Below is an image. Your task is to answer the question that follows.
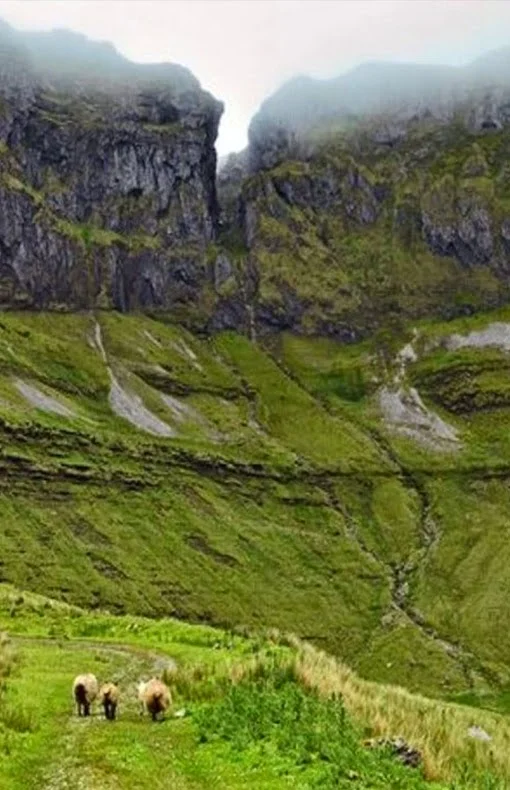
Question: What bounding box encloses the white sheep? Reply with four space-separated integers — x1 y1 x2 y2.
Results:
72 673 98 717
138 678 172 721
137 680 148 716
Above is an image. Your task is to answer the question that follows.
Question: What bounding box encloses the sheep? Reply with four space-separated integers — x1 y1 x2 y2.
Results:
137 680 148 716
72 673 98 717
99 682 120 721
138 678 172 721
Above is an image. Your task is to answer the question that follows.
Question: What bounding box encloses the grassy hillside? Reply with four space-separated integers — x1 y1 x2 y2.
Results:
0 585 508 789
2 308 510 709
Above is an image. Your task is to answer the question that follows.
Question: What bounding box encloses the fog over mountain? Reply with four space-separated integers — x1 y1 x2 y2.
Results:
248 47 510 156
1 0 510 154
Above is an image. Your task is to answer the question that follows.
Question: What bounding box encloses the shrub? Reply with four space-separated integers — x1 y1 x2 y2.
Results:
193 663 440 788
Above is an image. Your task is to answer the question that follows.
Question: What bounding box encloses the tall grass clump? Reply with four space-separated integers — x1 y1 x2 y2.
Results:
293 642 510 784
0 632 16 692
193 659 443 789
186 647 508 787
0 632 36 754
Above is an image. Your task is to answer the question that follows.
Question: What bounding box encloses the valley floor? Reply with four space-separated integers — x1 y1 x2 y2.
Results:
1 639 288 790
0 588 508 790
4 308 510 786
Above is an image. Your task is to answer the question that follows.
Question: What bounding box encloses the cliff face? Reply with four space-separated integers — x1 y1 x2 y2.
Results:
0 23 223 313
4 20 510 339
228 131 510 338
210 52 510 338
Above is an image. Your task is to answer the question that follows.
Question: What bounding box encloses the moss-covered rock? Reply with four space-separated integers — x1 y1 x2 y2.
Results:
223 123 510 336
0 21 222 314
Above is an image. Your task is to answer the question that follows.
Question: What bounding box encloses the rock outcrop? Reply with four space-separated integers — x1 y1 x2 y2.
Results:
0 22 223 314
4 19 510 340
211 52 510 337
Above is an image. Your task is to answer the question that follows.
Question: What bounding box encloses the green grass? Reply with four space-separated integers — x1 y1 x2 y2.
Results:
214 332 388 472
6 589 510 788
5 307 510 714
1 588 510 788
194 668 446 789
413 476 510 680
99 312 242 396
0 475 391 662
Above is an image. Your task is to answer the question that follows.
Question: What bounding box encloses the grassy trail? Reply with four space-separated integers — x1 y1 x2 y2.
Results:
0 637 292 790
1 591 509 788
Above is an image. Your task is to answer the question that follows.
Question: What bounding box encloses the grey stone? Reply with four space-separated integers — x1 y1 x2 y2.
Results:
365 736 422 768
0 21 223 314
467 725 492 742
213 253 233 289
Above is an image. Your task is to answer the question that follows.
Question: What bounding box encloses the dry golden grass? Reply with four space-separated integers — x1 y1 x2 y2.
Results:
222 632 510 784
293 641 509 782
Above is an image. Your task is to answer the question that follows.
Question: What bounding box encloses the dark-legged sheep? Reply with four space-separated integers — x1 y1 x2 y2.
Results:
99 682 120 720
139 678 172 721
72 673 98 717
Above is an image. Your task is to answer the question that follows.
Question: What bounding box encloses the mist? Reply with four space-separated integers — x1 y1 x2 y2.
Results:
0 0 510 155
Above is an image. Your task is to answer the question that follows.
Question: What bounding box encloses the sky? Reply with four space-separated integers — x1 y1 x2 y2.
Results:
0 0 509 156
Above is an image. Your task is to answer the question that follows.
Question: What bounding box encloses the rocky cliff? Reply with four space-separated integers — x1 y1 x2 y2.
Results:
225 127 510 338
212 51 510 338
4 20 510 340
0 22 223 315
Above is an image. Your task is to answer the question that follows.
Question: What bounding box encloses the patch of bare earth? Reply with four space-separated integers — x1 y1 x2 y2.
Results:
109 375 175 437
14 379 75 418
93 321 175 437
446 322 510 352
379 386 459 451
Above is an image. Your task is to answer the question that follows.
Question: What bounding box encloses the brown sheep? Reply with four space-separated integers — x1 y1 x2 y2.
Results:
139 678 172 721
72 673 98 717
137 680 148 716
99 682 120 721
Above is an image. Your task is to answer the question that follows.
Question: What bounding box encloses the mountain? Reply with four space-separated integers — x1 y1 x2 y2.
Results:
248 49 510 169
3 18 510 734
210 50 510 337
0 21 222 314
3 19 510 339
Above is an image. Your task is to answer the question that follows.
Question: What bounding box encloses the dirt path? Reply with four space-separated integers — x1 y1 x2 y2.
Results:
13 635 177 673
11 636 178 790
41 717 118 790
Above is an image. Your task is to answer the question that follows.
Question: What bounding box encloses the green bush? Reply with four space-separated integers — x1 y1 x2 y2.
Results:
193 665 444 788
